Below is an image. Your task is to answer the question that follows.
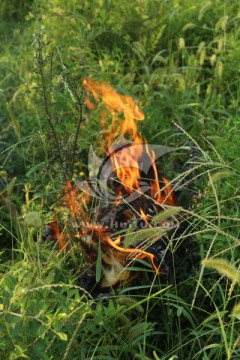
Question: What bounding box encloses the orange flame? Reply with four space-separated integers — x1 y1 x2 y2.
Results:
83 225 160 277
81 78 176 279
65 180 88 223
83 78 175 205
104 235 159 274
149 149 175 206
83 78 146 194
53 79 177 284
140 208 151 223
83 78 144 144
48 221 66 251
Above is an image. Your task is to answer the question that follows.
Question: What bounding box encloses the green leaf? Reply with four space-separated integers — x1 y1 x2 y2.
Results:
153 351 161 360
7 177 17 195
37 324 49 339
9 345 29 359
231 303 240 320
96 238 102 283
128 322 152 342
177 306 183 317
55 331 68 341
54 320 62 332
6 102 21 141
26 162 45 178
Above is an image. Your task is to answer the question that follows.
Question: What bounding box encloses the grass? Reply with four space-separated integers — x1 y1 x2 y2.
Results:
0 0 240 359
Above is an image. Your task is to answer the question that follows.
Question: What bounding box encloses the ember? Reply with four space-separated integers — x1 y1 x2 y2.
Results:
47 79 189 290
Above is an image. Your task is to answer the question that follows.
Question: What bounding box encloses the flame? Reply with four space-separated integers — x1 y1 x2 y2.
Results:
64 180 89 223
82 78 176 281
83 78 146 194
48 221 66 251
82 225 161 286
83 78 175 205
83 78 144 144
111 146 142 193
103 235 159 274
140 208 151 223
51 79 177 286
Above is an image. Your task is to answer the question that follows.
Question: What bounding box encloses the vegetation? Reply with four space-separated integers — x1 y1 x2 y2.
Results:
0 0 240 359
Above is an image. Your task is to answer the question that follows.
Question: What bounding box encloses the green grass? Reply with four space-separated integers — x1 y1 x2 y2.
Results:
0 0 240 359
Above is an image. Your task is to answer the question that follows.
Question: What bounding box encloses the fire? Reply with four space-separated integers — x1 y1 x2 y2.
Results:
83 78 144 143
48 221 65 250
83 78 145 194
149 148 175 205
140 208 151 223
83 78 175 205
49 78 178 288
111 146 141 193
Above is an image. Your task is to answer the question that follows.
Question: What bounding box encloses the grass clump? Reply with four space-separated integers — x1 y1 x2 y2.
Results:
0 0 240 359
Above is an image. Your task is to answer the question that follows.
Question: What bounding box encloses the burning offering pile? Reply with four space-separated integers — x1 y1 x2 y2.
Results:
47 79 191 290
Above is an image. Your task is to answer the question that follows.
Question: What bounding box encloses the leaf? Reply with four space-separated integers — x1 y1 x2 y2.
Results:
55 331 68 341
7 177 17 195
37 324 48 339
231 303 240 320
9 345 30 359
177 306 183 317
151 50 168 64
202 311 228 325
202 258 239 284
117 296 144 314
96 238 102 282
6 102 21 141
153 351 161 360
132 41 146 59
128 322 152 342
26 162 45 178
